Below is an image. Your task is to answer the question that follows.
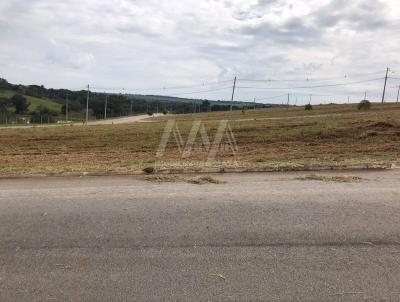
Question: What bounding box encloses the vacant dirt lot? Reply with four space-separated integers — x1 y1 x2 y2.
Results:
0 103 399 176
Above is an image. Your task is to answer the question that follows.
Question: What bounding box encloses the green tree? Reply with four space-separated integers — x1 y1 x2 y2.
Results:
30 106 58 123
11 94 30 114
201 100 211 112
0 97 10 112
357 100 371 111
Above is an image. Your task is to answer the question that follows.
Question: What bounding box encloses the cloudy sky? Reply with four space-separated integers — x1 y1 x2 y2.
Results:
0 0 400 104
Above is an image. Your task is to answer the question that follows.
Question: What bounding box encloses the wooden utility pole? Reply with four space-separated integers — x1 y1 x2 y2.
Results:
230 76 237 111
104 95 108 120
397 85 400 103
381 67 389 103
364 91 367 100
85 85 89 124
65 93 69 122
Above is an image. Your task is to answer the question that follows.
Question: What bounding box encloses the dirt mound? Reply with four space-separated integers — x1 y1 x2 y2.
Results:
369 122 396 129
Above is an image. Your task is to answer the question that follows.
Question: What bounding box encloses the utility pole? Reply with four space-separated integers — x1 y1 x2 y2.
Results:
309 94 312 105
230 76 237 112
364 91 367 100
347 96 350 104
287 93 290 106
254 98 256 110
295 96 298 106
85 84 90 124
397 85 400 103
65 93 69 122
382 67 389 103
104 95 108 120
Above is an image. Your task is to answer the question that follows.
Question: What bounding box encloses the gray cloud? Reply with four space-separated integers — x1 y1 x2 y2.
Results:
0 0 399 103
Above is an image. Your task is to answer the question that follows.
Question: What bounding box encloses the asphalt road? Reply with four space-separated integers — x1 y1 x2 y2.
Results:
1 170 400 301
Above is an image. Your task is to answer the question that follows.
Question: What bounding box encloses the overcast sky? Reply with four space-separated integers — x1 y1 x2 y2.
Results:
1 0 400 104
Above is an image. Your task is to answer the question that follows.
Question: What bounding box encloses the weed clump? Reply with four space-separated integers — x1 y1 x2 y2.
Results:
298 174 362 183
187 175 224 185
358 100 371 111
305 104 313 111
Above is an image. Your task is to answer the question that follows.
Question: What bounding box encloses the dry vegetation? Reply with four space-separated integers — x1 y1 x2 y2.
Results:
298 174 363 183
144 174 224 185
0 103 399 176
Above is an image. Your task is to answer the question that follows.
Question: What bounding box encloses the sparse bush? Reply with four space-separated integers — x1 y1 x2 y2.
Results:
305 104 313 111
147 111 153 116
163 110 167 115
358 100 371 111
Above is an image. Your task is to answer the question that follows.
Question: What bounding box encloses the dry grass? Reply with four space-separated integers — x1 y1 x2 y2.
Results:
144 175 184 183
186 175 224 185
0 103 399 176
144 174 223 185
298 174 363 183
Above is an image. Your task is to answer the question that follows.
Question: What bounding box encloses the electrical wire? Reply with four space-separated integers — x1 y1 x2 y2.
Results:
238 70 386 83
169 86 233 96
236 77 384 90
90 79 233 92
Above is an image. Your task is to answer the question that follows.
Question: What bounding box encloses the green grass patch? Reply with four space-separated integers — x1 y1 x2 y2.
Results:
0 90 62 113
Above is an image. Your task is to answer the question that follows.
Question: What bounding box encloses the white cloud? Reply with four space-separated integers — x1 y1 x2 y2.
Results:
0 0 399 103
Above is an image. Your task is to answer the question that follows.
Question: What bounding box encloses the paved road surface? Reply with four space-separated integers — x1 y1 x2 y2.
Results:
1 170 400 301
87 114 162 125
0 114 160 129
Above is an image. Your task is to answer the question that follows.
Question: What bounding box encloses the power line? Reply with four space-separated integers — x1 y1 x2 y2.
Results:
236 77 384 90
90 79 233 93
169 86 232 97
238 70 386 83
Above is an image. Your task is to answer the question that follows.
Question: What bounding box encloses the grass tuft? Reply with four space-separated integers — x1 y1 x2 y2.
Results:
187 175 225 185
298 174 362 183
144 174 224 185
144 175 183 183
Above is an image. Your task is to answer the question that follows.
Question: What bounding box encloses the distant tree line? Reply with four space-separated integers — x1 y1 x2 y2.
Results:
0 78 269 123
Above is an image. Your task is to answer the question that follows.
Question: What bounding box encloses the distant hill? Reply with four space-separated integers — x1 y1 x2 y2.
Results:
0 90 62 113
0 78 277 120
126 94 266 108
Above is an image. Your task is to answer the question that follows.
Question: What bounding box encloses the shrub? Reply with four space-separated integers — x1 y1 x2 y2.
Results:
11 94 30 114
305 104 313 111
358 100 371 111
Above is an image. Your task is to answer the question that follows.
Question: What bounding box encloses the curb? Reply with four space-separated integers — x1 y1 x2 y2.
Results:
0 164 393 180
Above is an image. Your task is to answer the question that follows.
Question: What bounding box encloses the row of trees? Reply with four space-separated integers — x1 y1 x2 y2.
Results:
0 78 270 123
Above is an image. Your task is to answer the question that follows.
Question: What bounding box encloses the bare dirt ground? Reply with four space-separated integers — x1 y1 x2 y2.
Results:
0 104 399 177
1 170 400 301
